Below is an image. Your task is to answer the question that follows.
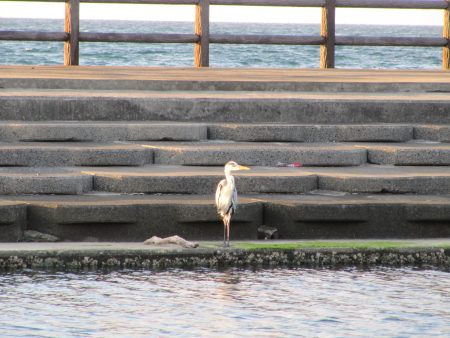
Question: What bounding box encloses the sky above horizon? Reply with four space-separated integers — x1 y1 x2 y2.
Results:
0 2 443 26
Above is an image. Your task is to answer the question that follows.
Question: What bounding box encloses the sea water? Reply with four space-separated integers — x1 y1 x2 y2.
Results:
0 18 442 69
0 267 449 337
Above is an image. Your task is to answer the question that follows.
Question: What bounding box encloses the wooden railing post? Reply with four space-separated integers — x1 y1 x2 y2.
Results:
195 0 210 67
64 0 80 66
320 0 335 69
444 0 450 69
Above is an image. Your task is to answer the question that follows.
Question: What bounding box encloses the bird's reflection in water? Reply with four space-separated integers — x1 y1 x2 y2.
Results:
216 269 244 303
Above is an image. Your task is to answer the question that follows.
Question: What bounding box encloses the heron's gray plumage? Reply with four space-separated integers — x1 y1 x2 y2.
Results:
215 177 237 218
215 161 249 247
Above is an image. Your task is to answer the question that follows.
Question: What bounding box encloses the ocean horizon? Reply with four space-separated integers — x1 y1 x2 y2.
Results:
0 18 443 69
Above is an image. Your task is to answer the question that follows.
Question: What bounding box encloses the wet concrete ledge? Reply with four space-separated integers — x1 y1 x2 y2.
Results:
1 240 450 271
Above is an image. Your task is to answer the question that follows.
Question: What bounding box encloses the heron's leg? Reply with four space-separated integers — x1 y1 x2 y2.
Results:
223 221 226 247
226 216 231 247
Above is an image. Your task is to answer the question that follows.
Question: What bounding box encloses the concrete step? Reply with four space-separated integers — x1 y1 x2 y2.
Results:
0 141 444 167
148 142 367 166
0 168 92 195
0 121 207 142
2 193 450 241
361 142 450 165
5 194 262 242
0 200 27 242
263 193 450 239
1 121 450 144
415 125 450 142
0 142 153 166
208 123 414 142
84 165 450 195
2 89 450 124
85 165 317 194
313 166 450 194
2 66 450 93
1 165 448 196
164 139 450 167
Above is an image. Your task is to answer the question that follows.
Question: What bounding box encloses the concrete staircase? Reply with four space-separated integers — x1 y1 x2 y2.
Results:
1 66 450 242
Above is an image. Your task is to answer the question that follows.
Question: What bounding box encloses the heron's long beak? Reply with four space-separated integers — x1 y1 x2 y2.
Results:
237 165 250 171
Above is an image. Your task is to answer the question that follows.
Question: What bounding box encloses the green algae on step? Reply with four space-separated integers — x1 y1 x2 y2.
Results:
234 240 450 250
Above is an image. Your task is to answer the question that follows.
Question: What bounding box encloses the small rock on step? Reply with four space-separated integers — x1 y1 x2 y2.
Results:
23 230 59 242
258 226 279 240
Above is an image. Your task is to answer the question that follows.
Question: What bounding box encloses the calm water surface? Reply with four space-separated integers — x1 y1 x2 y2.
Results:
0 267 449 337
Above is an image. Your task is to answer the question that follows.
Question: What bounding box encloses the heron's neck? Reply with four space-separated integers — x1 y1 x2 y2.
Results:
224 169 234 184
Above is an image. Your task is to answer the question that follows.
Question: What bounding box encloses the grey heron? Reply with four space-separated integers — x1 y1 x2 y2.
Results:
215 161 250 247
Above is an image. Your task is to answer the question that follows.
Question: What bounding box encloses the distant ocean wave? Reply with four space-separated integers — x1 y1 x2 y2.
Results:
0 18 442 69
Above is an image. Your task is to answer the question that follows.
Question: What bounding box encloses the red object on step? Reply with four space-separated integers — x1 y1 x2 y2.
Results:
276 162 302 168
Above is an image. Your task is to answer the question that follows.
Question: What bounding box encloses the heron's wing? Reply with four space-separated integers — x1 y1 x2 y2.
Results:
231 186 238 213
215 179 226 208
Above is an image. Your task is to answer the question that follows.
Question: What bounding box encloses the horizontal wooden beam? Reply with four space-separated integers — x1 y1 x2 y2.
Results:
210 0 324 6
336 36 447 47
5 0 448 8
211 0 446 8
210 34 324 44
0 31 68 41
336 0 448 9
81 0 198 4
79 32 199 43
7 0 319 4
213 0 447 9
9 0 199 3
1 31 445 48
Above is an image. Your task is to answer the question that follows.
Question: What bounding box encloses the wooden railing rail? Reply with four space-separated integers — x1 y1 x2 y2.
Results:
0 0 448 68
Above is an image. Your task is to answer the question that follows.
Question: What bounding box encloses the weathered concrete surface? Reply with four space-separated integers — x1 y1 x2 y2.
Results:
2 89 450 123
1 67 450 242
4 139 446 168
5 195 262 242
2 193 450 241
2 66 450 92
0 121 207 142
361 143 450 165
263 194 450 239
0 201 27 242
5 122 449 144
414 125 450 142
0 142 153 166
86 165 317 194
0 240 449 271
313 165 450 194
0 121 417 143
208 123 413 142
148 142 367 166
0 168 92 195
2 121 449 143
3 164 450 197
84 165 450 195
